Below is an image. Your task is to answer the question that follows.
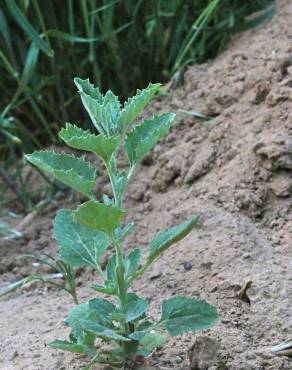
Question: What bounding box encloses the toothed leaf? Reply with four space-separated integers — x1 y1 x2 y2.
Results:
74 78 120 136
125 113 175 166
53 209 109 268
147 213 200 264
74 77 103 103
59 123 119 163
160 296 218 336
25 151 96 196
80 319 131 342
121 83 161 131
74 200 125 237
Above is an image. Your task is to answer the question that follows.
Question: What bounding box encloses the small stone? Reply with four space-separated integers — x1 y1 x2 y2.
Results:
149 272 162 280
210 285 217 293
175 355 183 364
188 336 225 370
9 350 18 361
183 261 193 271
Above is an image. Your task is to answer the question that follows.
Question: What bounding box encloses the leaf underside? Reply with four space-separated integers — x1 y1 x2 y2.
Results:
53 209 109 268
26 150 96 196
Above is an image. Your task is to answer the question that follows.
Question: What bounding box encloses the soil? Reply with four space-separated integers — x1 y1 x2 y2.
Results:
0 1 292 369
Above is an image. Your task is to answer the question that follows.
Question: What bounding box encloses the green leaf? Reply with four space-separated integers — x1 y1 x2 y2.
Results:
147 213 200 264
90 283 115 295
49 339 96 357
114 222 134 242
140 331 168 352
89 298 116 326
74 200 125 237
80 319 130 342
125 293 148 322
44 29 99 43
120 83 161 131
136 320 153 331
159 296 218 336
25 151 96 196
74 78 121 136
128 331 145 341
109 312 126 324
103 90 121 134
106 253 117 283
125 248 141 278
5 0 52 56
59 123 119 163
74 77 103 103
125 113 175 166
114 171 128 201
65 303 93 340
49 340 86 354
53 209 109 268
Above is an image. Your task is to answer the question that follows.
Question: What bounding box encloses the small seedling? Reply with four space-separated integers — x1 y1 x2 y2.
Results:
0 253 78 303
26 78 218 369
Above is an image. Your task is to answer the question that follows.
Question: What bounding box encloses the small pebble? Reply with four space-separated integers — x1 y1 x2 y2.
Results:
9 350 18 361
149 272 162 280
183 261 193 271
175 355 183 364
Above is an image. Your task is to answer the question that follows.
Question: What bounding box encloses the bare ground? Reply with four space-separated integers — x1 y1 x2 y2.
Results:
0 1 292 369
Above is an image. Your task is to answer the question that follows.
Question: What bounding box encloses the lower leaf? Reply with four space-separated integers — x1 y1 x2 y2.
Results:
80 319 131 342
140 331 168 353
159 296 218 336
49 340 95 355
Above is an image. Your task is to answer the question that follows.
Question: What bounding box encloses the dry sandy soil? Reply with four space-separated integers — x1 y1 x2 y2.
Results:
0 1 291 369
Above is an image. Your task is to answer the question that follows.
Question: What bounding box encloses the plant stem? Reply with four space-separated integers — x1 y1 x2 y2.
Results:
111 238 127 309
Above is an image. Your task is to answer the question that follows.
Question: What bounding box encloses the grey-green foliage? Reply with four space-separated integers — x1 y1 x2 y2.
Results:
26 78 218 369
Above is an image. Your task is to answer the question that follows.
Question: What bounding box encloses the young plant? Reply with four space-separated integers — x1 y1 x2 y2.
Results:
0 253 78 304
26 78 218 369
